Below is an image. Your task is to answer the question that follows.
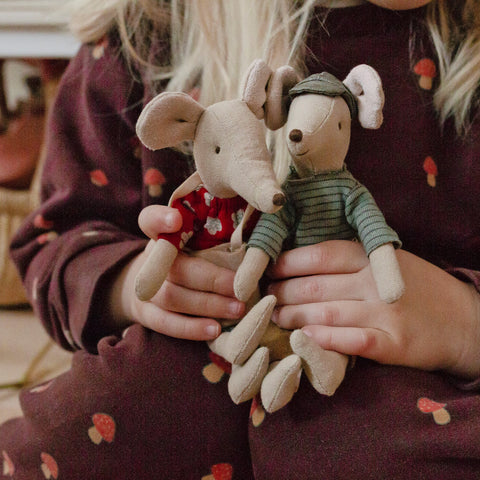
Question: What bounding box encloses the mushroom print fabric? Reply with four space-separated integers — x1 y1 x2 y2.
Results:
88 413 116 444
1 4 480 479
413 58 437 90
248 358 480 479
417 398 451 425
0 326 255 479
155 186 257 251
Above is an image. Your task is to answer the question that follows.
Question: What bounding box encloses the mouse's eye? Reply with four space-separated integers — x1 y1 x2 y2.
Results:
338 122 342 130
215 146 221 154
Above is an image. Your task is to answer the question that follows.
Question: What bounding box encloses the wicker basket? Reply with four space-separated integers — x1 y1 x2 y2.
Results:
0 153 42 306
0 64 61 307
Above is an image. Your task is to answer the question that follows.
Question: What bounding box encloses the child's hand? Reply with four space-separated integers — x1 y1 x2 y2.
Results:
109 205 245 341
267 240 480 380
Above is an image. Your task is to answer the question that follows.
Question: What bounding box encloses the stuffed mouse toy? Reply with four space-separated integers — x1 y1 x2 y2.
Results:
134 59 298 302
134 59 306 407
215 64 405 413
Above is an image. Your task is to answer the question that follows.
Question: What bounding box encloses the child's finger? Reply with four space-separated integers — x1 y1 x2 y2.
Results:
267 269 376 305
268 240 369 279
300 324 388 362
271 300 374 330
154 281 245 320
169 254 238 297
137 301 221 341
138 205 183 239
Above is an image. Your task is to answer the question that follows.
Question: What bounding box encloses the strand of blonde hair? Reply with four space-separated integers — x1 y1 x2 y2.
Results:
68 0 480 136
427 0 480 132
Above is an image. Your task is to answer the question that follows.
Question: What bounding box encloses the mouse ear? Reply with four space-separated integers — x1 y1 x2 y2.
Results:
343 64 385 129
242 59 299 128
136 92 205 150
264 65 299 130
241 59 273 120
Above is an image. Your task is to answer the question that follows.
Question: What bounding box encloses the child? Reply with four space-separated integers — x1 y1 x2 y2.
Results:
1 0 480 478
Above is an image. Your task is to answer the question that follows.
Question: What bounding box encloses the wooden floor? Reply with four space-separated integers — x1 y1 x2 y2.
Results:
0 307 72 424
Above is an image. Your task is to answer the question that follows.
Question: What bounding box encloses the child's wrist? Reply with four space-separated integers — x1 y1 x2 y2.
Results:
108 253 146 325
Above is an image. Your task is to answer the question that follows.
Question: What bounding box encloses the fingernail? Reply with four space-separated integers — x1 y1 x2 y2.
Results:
165 213 177 229
271 309 279 324
228 301 244 317
205 324 220 338
302 328 313 338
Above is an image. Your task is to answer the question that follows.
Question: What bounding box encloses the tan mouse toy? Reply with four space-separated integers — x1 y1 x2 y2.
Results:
212 64 405 413
134 59 304 408
134 59 297 301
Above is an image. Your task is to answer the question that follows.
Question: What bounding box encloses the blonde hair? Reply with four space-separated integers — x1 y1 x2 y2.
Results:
69 0 320 179
69 0 315 98
69 0 480 133
426 0 480 132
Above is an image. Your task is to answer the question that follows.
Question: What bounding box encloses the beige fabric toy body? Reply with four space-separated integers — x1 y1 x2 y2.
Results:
134 59 308 407
134 59 300 301
217 65 406 413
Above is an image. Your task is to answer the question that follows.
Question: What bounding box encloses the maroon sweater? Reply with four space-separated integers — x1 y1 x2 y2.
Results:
11 5 480 354
4 5 480 479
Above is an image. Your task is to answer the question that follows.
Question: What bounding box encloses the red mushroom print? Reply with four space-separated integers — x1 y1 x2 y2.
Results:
2 450 15 477
144 168 166 197
201 463 233 480
88 413 116 444
249 395 266 427
33 214 54 230
417 397 451 425
414 58 437 90
202 352 232 384
90 169 109 187
37 231 58 245
40 452 58 479
423 156 438 187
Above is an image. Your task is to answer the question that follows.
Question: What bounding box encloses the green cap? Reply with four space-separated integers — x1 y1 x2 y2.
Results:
289 72 358 119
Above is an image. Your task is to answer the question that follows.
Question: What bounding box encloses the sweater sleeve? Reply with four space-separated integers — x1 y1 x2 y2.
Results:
10 38 150 352
345 184 402 256
247 202 295 262
447 268 480 295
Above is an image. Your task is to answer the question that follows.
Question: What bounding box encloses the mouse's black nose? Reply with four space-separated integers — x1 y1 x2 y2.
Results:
289 129 303 143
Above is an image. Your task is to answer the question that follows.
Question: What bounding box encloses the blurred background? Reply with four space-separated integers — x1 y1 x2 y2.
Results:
0 0 78 423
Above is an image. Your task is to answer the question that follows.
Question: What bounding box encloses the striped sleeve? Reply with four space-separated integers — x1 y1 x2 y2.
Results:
247 203 294 261
345 184 401 256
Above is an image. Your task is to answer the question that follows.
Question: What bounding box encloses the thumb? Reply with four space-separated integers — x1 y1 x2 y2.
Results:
138 205 183 239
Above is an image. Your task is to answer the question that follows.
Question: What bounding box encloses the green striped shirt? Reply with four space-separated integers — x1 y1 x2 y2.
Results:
248 167 401 261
